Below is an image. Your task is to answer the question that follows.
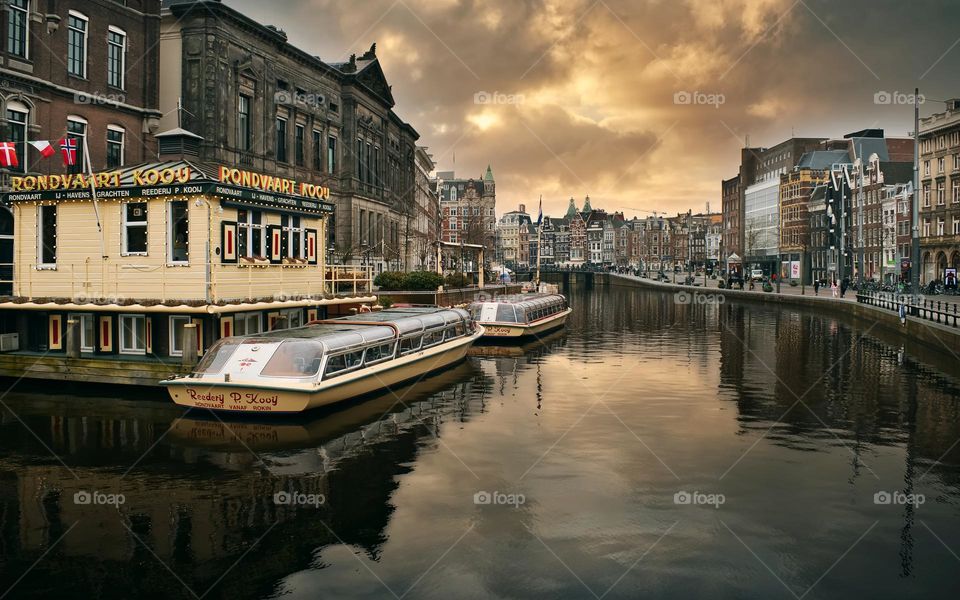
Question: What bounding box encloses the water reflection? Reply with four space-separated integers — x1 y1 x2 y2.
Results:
0 285 958 599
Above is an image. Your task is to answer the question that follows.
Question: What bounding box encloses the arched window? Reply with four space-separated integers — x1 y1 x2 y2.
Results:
6 100 29 174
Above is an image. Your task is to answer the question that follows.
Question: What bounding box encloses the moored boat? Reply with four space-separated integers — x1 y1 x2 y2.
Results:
468 293 571 339
161 307 483 414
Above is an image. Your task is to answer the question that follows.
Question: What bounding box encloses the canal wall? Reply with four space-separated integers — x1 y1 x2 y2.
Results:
591 272 960 357
376 284 523 307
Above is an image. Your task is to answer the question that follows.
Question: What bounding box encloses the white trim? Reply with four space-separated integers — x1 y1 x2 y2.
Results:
7 0 29 60
119 314 147 355
106 124 125 168
168 315 190 357
68 313 96 353
37 204 56 268
167 200 190 265
107 26 127 90
121 201 148 256
67 10 89 79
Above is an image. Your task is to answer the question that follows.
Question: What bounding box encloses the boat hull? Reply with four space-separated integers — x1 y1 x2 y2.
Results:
480 308 571 338
163 328 482 414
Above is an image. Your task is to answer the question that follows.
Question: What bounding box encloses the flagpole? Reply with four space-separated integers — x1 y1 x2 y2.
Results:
535 195 542 288
81 136 107 260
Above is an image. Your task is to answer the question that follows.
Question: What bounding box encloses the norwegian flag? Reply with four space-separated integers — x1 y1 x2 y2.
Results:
60 137 78 166
29 140 56 159
0 142 19 168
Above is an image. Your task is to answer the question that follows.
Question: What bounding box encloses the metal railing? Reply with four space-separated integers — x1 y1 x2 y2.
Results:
857 291 960 328
12 262 373 303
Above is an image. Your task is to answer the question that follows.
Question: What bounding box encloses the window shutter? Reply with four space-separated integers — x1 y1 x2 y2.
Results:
99 316 113 353
49 314 63 350
269 225 282 263
306 229 318 264
221 221 237 263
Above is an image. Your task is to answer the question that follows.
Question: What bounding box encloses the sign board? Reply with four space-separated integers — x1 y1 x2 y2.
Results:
3 162 335 215
790 261 801 279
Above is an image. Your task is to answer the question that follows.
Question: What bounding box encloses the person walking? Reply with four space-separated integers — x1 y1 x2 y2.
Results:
840 277 848 298
814 279 820 296
831 279 838 298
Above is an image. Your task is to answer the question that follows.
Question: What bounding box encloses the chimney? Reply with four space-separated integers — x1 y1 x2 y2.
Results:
519 203 525 213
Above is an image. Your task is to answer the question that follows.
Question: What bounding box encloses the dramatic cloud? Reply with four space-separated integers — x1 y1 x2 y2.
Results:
229 0 960 218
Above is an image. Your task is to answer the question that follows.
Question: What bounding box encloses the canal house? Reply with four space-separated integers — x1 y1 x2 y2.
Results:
0 157 375 384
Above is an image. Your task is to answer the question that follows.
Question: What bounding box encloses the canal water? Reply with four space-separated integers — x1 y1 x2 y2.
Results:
1 282 959 599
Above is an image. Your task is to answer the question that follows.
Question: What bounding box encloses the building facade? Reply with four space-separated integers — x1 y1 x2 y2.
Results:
437 167 496 256
160 1 419 273
918 98 960 282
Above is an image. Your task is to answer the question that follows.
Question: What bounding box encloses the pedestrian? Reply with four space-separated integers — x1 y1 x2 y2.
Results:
831 279 838 298
814 279 820 296
899 301 907 326
840 277 848 298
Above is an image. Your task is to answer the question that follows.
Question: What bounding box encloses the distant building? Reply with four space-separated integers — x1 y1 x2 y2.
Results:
437 167 497 257
918 98 960 282
495 204 531 267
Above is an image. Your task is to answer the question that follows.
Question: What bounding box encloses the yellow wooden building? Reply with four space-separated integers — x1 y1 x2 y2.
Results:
0 160 374 379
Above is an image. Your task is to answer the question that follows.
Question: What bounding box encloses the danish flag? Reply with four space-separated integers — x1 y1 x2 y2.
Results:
0 142 18 168
60 137 78 166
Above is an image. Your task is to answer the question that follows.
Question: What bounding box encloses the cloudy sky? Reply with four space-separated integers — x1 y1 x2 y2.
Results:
229 0 960 219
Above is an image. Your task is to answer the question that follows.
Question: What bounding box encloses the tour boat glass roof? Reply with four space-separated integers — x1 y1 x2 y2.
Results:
192 307 472 379
467 294 567 324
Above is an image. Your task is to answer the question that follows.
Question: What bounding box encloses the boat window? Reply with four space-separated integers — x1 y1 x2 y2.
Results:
365 342 396 364
324 350 363 378
423 329 444 347
400 335 422 354
496 305 517 323
193 339 243 375
454 322 466 337
468 305 481 320
260 340 324 377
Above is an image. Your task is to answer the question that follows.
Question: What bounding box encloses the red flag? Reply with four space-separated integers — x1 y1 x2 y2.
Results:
60 137 78 166
0 142 19 168
29 140 56 159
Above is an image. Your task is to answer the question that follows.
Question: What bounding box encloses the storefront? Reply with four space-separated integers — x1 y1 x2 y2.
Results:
0 161 375 360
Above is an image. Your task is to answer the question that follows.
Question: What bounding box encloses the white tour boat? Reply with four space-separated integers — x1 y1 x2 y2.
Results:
468 293 571 339
161 307 483 414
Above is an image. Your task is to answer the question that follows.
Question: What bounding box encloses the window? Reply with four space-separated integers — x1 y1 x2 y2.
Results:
924 160 930 176
312 130 322 171
234 312 261 336
6 102 27 174
38 205 57 266
954 219 960 236
937 218 945 236
169 316 191 357
67 11 88 77
329 102 338 113
276 117 288 162
399 335 421 354
7 0 28 58
119 315 146 355
68 313 95 353
323 350 363 377
278 308 302 329
237 210 264 258
327 136 337 174
123 203 147 255
364 342 395 364
168 201 189 263
954 183 960 203
66 117 86 174
357 139 365 182
107 27 126 88
295 124 305 166
281 214 305 259
106 126 124 168
238 95 252 151
938 157 945 174
938 182 945 205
